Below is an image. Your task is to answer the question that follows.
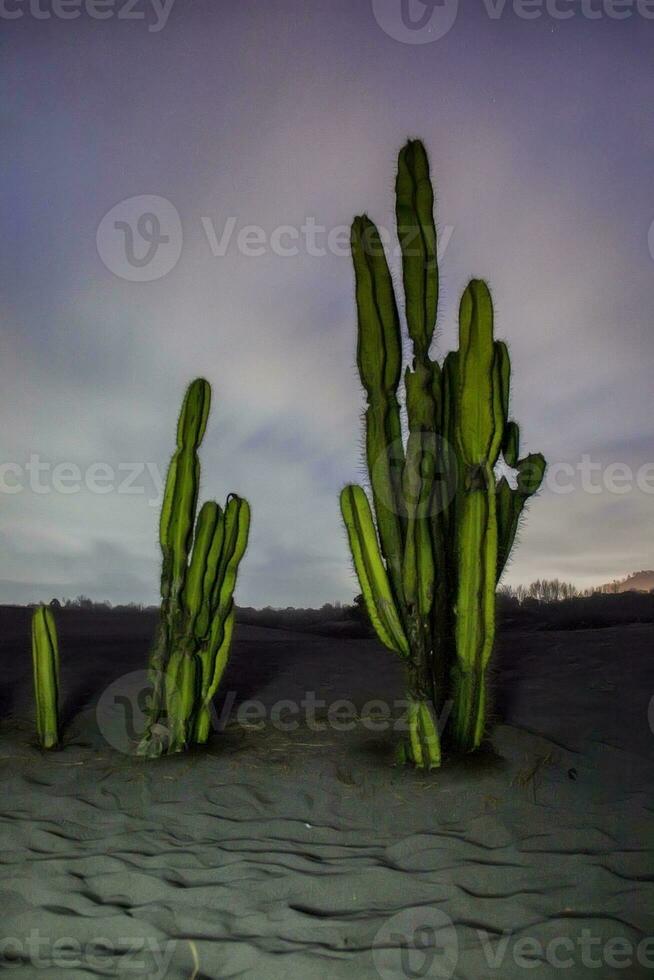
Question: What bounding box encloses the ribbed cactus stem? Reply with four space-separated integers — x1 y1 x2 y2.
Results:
351 216 406 604
449 283 504 752
31 605 60 749
406 699 441 769
139 378 250 757
342 139 546 766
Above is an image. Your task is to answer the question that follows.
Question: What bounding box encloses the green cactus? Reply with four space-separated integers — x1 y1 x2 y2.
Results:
31 605 60 749
341 140 546 764
139 379 250 757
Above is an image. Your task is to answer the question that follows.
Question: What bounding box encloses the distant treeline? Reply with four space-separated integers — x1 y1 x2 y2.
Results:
37 596 158 613
38 595 359 616
498 585 654 631
29 584 654 634
500 575 654 603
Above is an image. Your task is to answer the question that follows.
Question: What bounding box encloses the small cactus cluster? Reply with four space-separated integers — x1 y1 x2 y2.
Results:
31 604 60 749
138 378 250 757
341 140 546 767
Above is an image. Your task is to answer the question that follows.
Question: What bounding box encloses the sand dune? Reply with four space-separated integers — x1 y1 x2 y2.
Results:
1 612 653 978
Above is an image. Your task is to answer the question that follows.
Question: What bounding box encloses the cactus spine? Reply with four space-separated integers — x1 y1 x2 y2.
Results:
31 605 60 749
139 379 250 757
341 140 545 764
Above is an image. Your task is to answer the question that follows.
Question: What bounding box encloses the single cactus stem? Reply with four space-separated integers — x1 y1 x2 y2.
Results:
191 496 250 745
449 282 503 753
405 699 441 769
31 605 60 749
396 139 438 357
351 216 407 606
340 485 409 656
430 352 460 711
193 605 237 743
161 648 199 753
449 665 487 752
449 472 498 751
193 705 212 745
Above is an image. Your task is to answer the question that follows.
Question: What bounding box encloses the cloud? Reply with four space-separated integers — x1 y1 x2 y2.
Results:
1 2 652 604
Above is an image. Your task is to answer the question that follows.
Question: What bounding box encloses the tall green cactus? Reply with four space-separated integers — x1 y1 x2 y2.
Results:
31 605 60 749
139 379 250 757
341 140 546 764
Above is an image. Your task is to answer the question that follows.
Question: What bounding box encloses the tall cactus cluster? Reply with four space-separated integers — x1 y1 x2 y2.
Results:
341 140 546 767
138 378 250 757
31 604 60 749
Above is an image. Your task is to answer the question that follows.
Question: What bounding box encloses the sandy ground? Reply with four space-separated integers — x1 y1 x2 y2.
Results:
0 608 653 979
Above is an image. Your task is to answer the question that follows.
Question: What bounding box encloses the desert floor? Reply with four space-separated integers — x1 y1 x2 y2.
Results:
0 607 653 979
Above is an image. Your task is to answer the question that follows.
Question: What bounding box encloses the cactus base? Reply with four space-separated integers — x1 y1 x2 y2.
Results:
449 667 487 753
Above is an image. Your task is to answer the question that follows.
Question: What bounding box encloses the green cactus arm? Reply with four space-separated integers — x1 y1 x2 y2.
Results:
455 484 498 672
192 502 226 641
159 378 211 603
451 478 498 752
340 485 409 657
31 605 60 749
502 421 521 469
406 700 441 770
491 342 510 464
402 363 437 617
209 494 251 623
402 443 435 617
429 360 448 549
189 504 225 643
497 453 546 580
395 139 438 357
351 215 407 597
204 605 236 704
163 648 199 753
450 284 504 752
457 281 501 469
182 501 221 634
189 494 249 717
441 351 459 448
496 477 516 581
438 351 461 545
364 403 406 603
351 216 403 395
494 341 511 423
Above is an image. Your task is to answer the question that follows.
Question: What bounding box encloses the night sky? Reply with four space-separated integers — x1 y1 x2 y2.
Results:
2 0 653 606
